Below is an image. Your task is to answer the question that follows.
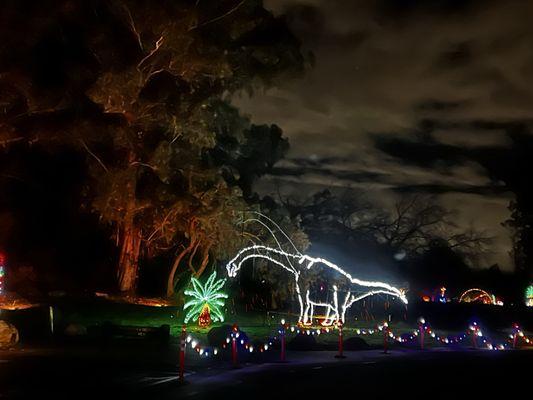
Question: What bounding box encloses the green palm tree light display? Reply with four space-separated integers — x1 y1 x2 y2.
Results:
526 285 533 307
183 271 228 327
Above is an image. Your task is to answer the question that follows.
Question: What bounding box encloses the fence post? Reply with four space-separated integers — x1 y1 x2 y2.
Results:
232 323 239 368
179 325 186 382
280 319 287 362
418 317 425 350
470 323 478 349
383 322 389 354
335 321 346 359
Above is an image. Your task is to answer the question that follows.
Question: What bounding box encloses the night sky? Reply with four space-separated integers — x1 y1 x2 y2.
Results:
237 0 533 270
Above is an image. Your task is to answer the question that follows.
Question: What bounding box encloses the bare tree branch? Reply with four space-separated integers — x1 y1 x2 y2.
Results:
188 0 247 31
79 139 109 172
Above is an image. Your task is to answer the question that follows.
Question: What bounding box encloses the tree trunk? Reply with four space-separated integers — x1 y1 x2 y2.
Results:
166 241 195 298
166 218 200 298
194 243 211 278
117 220 141 293
117 160 140 294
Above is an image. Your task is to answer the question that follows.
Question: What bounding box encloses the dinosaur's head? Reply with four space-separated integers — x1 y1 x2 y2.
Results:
399 288 409 305
226 252 241 278
226 261 239 278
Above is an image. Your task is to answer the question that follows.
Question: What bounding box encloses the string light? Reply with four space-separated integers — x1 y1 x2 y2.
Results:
181 317 530 360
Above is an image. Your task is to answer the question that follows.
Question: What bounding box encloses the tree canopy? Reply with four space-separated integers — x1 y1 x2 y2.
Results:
0 0 307 295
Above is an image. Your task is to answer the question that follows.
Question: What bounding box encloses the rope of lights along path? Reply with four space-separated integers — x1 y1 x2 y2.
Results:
180 318 532 359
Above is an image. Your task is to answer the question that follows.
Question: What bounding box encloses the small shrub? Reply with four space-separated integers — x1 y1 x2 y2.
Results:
288 333 317 350
343 337 370 350
207 324 249 347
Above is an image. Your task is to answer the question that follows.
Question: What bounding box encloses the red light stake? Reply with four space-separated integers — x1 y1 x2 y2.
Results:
0 252 5 297
335 321 346 359
418 317 425 350
232 324 239 368
471 324 478 349
179 325 186 382
383 323 389 354
280 320 287 362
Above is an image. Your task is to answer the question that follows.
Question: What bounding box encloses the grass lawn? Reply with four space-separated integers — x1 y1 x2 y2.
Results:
54 300 481 349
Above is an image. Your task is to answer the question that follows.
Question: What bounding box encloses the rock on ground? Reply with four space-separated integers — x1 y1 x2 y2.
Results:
0 320 19 348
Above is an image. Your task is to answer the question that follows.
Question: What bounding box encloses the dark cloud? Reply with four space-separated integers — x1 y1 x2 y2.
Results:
373 135 466 168
393 183 507 196
374 0 478 18
233 0 533 269
434 41 473 70
270 164 388 182
414 99 466 113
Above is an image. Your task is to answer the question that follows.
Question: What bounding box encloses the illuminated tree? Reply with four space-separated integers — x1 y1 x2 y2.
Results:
0 0 306 294
85 0 305 294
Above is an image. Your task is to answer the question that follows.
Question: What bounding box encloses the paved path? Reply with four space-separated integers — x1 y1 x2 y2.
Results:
1 347 531 399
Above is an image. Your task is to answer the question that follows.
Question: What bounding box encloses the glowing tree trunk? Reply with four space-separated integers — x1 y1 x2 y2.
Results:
117 220 141 293
116 155 143 293
117 174 141 293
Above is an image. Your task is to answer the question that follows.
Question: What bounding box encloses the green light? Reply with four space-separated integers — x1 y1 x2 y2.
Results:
183 271 228 324
526 285 533 307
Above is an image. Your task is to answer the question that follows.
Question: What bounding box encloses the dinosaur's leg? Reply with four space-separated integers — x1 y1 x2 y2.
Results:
295 281 304 323
332 286 340 325
303 303 310 325
303 290 311 325
297 293 304 324
322 305 332 326
340 292 353 324
327 306 339 326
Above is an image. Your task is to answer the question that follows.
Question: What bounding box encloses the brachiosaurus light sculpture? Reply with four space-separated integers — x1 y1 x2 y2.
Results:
226 213 408 326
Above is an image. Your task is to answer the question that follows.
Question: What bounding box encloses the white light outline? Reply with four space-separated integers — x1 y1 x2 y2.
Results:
459 288 496 305
226 245 408 325
238 213 306 321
